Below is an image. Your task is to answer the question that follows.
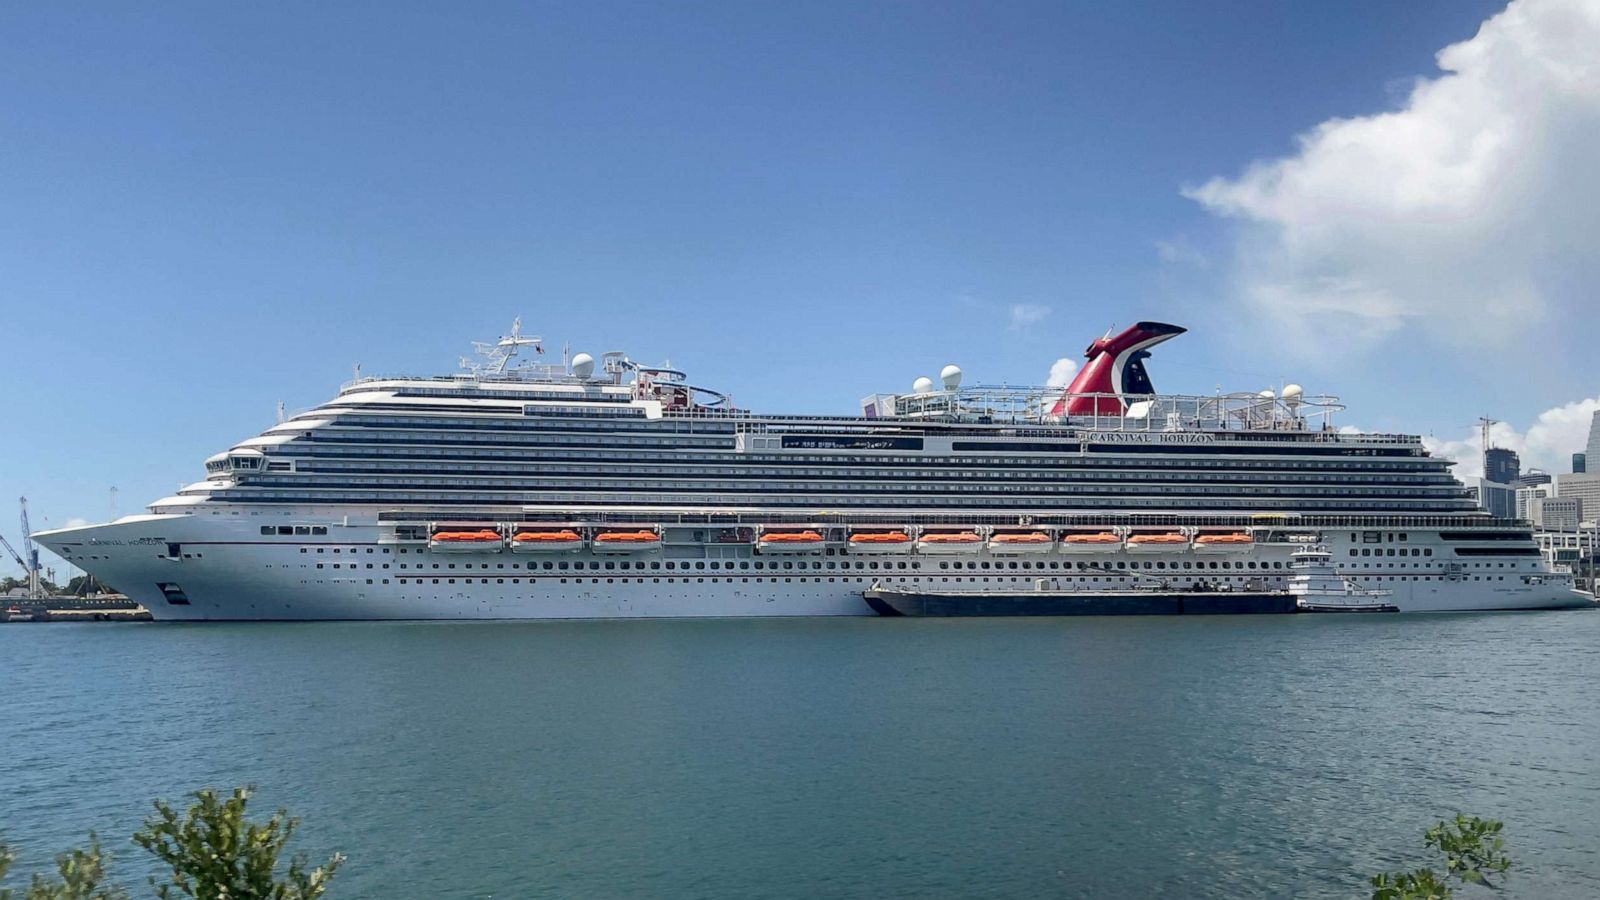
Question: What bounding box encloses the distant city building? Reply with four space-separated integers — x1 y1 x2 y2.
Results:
1474 478 1517 519
1575 452 1587 474
1554 472 1600 519
1484 447 1521 485
1532 496 1583 531
1514 470 1551 489
1516 485 1550 521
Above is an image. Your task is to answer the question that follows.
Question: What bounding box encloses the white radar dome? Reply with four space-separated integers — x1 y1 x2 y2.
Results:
1258 389 1276 400
1282 384 1303 408
571 352 596 379
912 376 935 394
940 364 963 390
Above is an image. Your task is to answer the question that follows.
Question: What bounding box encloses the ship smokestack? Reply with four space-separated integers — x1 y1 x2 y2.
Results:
1050 321 1186 417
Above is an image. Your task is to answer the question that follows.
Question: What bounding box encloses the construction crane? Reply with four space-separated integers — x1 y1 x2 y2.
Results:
18 497 42 599
0 530 32 588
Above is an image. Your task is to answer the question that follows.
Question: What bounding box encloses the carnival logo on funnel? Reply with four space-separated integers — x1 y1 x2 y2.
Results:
1050 321 1186 417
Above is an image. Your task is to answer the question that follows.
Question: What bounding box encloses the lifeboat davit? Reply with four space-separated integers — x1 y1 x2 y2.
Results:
430 529 503 552
1194 532 1253 553
988 531 1055 554
591 530 661 553
509 529 584 553
916 532 983 555
757 530 827 553
1059 532 1122 554
848 531 913 554
1126 533 1189 552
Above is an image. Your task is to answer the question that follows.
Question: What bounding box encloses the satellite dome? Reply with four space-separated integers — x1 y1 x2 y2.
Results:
1282 384 1304 408
571 352 596 379
940 364 963 390
912 376 935 394
1258 389 1276 400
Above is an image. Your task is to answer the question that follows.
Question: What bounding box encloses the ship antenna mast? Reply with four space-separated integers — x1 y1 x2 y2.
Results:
464 317 544 376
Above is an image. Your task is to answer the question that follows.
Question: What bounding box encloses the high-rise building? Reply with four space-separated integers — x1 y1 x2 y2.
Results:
1575 452 1588 474
1475 478 1517 519
1587 411 1600 472
1515 470 1552 488
1554 472 1600 521
1516 485 1550 521
1484 447 1521 485
1532 497 1583 531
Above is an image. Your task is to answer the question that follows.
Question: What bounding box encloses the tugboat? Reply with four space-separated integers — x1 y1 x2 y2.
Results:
1288 546 1397 613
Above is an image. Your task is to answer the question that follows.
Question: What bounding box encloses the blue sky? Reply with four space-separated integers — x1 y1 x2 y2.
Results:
5 0 1597 577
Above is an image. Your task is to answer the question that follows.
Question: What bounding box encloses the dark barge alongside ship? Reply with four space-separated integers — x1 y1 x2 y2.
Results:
862 582 1398 617
863 584 1298 616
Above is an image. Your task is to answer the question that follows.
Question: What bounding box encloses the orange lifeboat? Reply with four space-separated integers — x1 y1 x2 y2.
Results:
757 530 827 553
988 531 1054 554
430 528 503 552
1059 532 1122 554
1193 532 1252 553
917 531 983 554
1126 533 1189 552
849 531 913 554
592 530 661 553
509 529 584 553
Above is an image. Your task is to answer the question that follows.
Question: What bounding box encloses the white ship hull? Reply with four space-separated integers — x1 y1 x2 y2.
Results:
37 512 1595 621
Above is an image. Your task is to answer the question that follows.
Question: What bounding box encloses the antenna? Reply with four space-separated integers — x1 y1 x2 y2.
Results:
464 317 545 376
110 486 119 520
276 401 287 424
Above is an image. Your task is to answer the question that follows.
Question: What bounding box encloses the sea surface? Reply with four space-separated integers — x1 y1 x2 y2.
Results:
2 611 1598 899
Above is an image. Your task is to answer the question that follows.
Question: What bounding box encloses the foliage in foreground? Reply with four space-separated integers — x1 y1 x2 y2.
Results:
1371 814 1512 900
0 787 342 900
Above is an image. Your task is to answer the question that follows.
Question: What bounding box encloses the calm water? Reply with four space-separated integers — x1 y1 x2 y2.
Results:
2 611 1598 898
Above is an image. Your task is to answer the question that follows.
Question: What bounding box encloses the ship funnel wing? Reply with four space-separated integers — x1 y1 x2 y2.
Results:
1050 321 1186 417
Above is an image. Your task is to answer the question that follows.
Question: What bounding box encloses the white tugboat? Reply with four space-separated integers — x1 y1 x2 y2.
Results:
1288 545 1397 613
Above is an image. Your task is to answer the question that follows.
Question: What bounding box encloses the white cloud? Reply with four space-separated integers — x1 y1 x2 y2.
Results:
1008 303 1053 331
1043 357 1081 385
1420 394 1599 479
1185 0 1600 347
1046 357 1079 387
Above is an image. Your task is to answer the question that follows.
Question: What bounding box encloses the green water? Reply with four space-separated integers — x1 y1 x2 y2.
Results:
2 612 1598 898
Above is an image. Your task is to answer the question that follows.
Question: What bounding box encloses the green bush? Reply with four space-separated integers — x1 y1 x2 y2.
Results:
1370 814 1512 900
1 787 341 900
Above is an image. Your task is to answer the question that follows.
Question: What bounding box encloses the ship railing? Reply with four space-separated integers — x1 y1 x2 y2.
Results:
340 367 589 392
875 387 1350 432
374 508 1528 530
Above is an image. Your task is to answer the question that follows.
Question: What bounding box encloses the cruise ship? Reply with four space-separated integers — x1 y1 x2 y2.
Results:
35 319 1593 619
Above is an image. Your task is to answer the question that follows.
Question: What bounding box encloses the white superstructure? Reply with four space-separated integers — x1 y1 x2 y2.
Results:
34 320 1595 619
